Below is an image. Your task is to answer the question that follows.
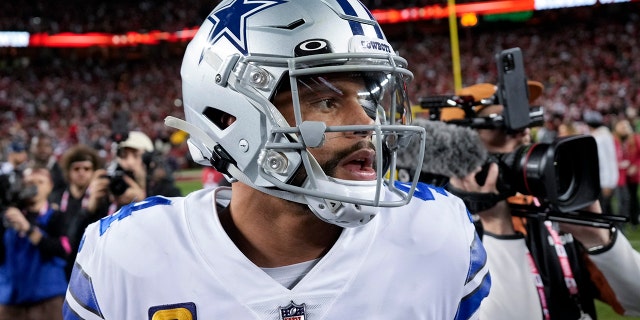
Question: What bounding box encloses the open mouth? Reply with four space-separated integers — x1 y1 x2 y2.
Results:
338 149 376 180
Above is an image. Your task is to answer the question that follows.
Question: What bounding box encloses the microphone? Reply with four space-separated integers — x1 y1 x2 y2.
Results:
397 118 488 184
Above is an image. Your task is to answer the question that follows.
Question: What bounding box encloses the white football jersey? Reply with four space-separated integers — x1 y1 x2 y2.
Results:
64 183 490 320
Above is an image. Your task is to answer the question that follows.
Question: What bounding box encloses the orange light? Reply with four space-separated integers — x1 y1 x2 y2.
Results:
461 12 479 27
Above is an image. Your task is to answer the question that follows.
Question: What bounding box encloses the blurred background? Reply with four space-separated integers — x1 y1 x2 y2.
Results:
1 2 639 317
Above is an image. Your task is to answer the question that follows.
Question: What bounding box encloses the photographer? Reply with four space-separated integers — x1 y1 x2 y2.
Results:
0 168 69 320
96 131 181 212
445 82 640 319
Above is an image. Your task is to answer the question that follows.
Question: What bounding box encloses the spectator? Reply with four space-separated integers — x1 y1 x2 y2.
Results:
29 133 67 204
57 144 109 279
614 119 640 229
0 140 29 176
584 110 619 217
0 168 69 320
201 166 230 189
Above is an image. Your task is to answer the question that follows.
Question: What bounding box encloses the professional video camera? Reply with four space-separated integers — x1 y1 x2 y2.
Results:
417 47 621 227
420 48 544 132
0 171 38 211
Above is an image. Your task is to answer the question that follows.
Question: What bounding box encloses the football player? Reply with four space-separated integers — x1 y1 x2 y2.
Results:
64 0 490 319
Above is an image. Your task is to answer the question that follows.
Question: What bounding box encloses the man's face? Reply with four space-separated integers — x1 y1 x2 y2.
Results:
69 160 95 189
34 137 54 162
273 74 378 181
9 151 28 166
24 170 52 203
117 147 145 174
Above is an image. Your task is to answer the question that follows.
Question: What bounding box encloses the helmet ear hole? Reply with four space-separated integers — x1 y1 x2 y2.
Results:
203 107 236 130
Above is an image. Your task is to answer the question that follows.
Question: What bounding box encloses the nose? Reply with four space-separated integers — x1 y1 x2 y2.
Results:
346 99 376 138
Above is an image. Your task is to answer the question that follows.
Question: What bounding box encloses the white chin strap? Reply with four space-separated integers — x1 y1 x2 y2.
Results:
304 178 381 228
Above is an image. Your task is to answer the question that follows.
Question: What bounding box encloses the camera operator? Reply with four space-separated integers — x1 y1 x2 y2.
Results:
95 131 181 212
445 82 640 319
0 167 69 320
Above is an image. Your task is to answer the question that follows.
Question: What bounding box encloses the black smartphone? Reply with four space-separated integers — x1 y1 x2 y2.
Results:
495 47 530 131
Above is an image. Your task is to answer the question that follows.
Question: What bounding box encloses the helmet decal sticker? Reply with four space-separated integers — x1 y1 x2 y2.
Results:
335 0 384 39
206 0 287 55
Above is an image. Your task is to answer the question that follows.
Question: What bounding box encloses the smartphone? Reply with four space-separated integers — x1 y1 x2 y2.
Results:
495 47 530 131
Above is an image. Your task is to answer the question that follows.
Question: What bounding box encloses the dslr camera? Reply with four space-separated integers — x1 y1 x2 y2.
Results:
419 47 600 213
104 164 135 197
0 171 38 210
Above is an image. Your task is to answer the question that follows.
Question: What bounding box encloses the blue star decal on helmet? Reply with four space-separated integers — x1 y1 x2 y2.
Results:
206 0 287 56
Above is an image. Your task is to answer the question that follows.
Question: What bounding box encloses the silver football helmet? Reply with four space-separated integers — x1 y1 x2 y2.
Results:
166 0 426 227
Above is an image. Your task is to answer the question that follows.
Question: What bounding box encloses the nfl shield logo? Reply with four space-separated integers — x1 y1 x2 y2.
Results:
279 301 306 320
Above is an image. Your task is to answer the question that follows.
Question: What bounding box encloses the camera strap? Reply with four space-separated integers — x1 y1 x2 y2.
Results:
525 249 550 320
542 220 592 320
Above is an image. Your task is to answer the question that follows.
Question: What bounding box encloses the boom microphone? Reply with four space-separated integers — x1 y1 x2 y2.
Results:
397 118 488 184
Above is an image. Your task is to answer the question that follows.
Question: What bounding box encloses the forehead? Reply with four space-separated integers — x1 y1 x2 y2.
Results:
118 147 143 156
25 170 51 183
70 160 95 169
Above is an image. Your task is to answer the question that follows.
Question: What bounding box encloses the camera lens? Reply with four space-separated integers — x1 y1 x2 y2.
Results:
497 135 600 212
554 152 576 202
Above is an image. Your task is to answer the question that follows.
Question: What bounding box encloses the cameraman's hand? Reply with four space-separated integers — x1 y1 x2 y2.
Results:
87 169 111 213
449 163 500 195
558 200 613 251
450 163 515 235
3 207 30 236
114 174 146 206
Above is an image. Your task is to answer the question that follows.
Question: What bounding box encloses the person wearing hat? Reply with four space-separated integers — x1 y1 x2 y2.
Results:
0 140 29 176
445 81 640 319
97 131 180 211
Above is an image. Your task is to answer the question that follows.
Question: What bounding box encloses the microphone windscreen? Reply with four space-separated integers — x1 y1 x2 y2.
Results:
398 118 488 179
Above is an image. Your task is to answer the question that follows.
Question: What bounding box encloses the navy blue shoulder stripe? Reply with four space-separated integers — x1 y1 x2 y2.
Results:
466 233 487 284
454 272 491 320
63 300 84 320
66 262 104 319
454 232 491 320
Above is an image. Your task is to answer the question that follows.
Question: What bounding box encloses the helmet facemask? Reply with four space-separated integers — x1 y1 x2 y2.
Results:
237 54 426 227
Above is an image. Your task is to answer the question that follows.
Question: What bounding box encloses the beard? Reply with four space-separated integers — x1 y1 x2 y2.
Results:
288 140 377 187
321 140 376 177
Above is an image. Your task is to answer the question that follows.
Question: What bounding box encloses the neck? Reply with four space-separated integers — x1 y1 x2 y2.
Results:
221 183 342 268
70 183 87 198
477 200 516 235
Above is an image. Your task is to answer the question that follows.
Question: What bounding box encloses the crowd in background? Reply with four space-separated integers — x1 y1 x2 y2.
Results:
0 0 639 317
0 2 638 205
